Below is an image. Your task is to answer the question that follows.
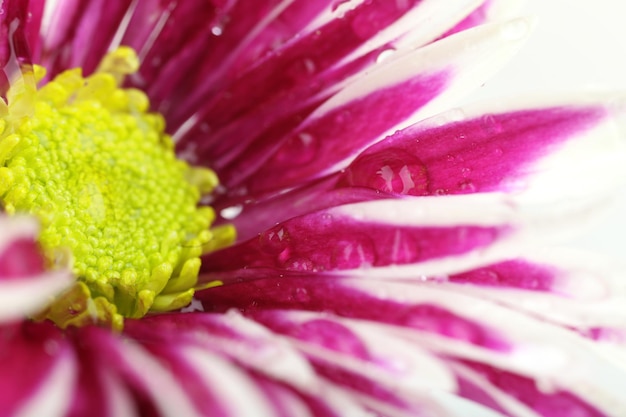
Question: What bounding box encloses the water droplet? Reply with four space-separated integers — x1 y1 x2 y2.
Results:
284 257 314 271
331 238 376 269
458 180 476 193
259 227 290 255
481 114 503 135
331 0 351 12
274 131 319 165
340 147 430 196
211 25 223 36
376 48 396 63
220 204 242 220
293 287 310 302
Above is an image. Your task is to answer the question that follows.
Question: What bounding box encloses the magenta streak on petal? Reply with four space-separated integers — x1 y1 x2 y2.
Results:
164 0 336 125
131 313 403 412
131 343 230 417
190 43 394 185
78 326 174 417
21 0 45 61
216 105 607 239
127 314 345 416
0 0 35 96
268 318 372 361
67 334 116 417
36 0 135 78
455 376 511 416
197 278 510 351
233 72 449 195
136 0 331 129
448 260 556 292
247 315 433 412
253 378 341 417
125 312 245 345
576 327 626 342
189 48 380 172
458 361 606 417
203 211 508 273
0 321 68 416
171 0 426 135
123 0 223 105
216 177 389 242
306 360 414 411
338 106 607 196
0 238 46 280
437 0 492 40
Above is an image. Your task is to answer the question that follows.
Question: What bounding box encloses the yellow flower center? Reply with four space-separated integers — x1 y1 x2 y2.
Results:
0 48 234 330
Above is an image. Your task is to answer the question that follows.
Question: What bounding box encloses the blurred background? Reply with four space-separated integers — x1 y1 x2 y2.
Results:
467 0 626 257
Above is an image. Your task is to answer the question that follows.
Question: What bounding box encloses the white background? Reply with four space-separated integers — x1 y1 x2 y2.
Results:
467 0 626 258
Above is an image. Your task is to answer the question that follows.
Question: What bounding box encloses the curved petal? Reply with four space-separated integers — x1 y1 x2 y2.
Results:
214 17 532 198
218 94 626 240
197 268 626 416
0 322 76 417
0 216 72 321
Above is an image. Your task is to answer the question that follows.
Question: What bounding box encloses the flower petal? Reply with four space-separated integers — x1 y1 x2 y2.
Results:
0 216 72 321
199 271 626 416
80 326 204 417
0 322 75 417
126 312 376 416
172 0 487 151
203 194 520 279
215 17 532 197
219 95 626 240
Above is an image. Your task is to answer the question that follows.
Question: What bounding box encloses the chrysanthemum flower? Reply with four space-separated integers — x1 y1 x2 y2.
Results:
2 0 626 416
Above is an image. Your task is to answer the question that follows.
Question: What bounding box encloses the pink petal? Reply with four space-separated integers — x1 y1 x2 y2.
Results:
0 216 72 321
202 205 511 275
209 18 531 199
218 98 620 240
80 326 203 417
0 322 75 416
454 361 606 417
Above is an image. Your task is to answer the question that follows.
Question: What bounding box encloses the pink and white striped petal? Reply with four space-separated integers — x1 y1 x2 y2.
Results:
80 326 204 417
204 182 613 281
219 95 626 241
172 0 492 157
0 322 76 417
197 251 626 415
444 249 626 332
219 18 532 197
126 312 381 416
0 216 72 321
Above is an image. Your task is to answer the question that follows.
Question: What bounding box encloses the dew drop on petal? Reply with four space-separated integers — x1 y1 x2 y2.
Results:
220 205 243 220
340 147 430 196
293 287 311 302
376 48 396 63
481 114 503 135
458 180 476 193
330 238 376 269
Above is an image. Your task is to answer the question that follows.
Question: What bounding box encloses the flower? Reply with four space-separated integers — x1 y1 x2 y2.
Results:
2 0 626 416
